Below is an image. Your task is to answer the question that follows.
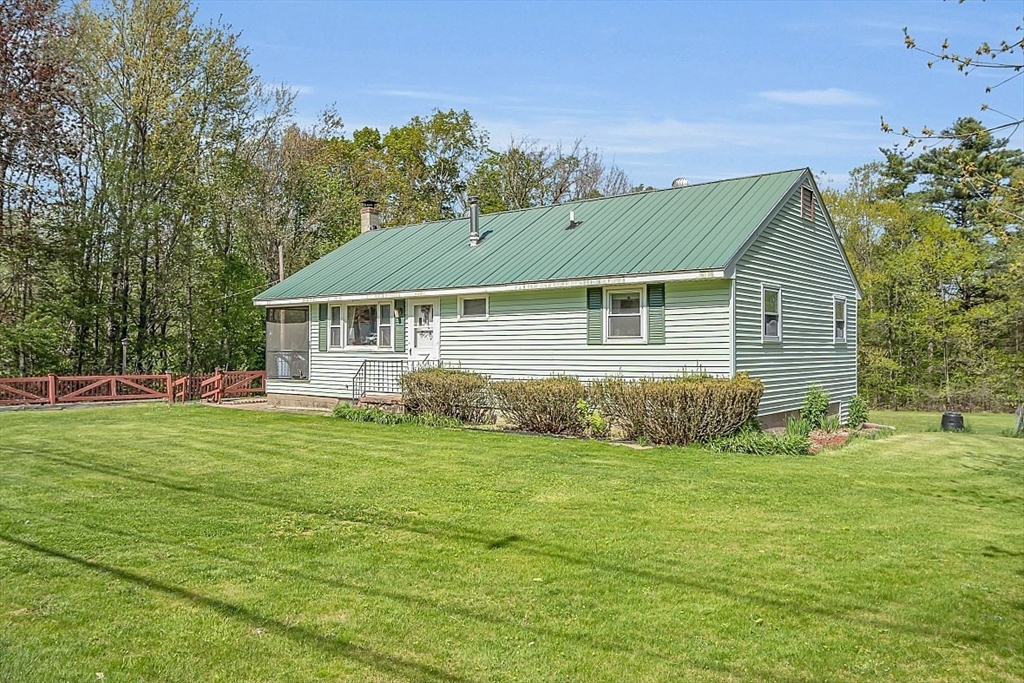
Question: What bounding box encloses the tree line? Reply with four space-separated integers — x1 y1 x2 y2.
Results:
2 0 1021 410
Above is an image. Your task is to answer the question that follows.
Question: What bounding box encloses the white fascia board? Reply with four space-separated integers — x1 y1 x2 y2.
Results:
253 269 727 306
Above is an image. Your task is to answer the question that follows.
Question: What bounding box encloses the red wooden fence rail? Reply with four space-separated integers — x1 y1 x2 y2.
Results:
0 372 265 407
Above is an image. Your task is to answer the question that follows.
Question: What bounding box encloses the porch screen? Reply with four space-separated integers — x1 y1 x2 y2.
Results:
266 307 310 379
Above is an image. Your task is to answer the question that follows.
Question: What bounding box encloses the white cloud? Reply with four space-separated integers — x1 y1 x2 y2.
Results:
759 88 879 106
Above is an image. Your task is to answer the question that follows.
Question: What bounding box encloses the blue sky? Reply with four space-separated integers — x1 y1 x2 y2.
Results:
194 0 1023 189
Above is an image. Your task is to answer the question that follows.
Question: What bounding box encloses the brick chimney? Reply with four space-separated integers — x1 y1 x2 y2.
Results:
360 199 380 233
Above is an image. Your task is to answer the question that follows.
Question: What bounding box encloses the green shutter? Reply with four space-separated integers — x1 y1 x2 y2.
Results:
587 287 603 345
317 303 327 352
647 283 665 344
393 299 406 353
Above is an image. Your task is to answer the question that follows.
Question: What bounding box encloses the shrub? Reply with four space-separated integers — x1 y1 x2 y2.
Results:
846 394 869 429
401 367 488 423
576 399 609 438
332 404 460 428
489 376 587 436
708 420 811 456
801 385 831 430
590 373 764 446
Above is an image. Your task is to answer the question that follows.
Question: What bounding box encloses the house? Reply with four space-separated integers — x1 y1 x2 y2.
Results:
254 168 861 424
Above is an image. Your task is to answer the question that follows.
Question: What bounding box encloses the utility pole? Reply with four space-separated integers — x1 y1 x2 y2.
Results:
121 338 128 375
278 243 285 283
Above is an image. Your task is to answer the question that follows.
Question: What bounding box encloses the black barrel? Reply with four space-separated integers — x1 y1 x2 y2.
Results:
941 412 964 432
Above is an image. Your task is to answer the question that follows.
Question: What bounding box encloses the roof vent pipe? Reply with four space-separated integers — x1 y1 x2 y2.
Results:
360 199 380 233
468 196 480 246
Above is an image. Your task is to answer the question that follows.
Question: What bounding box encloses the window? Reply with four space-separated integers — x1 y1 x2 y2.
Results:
459 296 488 319
378 303 392 347
346 303 393 348
266 307 309 379
606 288 644 341
328 305 343 348
762 285 781 341
834 296 847 342
801 186 815 220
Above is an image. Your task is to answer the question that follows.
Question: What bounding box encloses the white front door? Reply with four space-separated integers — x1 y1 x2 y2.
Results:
410 300 439 362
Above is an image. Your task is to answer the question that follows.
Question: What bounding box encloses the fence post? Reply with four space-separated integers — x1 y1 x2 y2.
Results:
48 375 56 406
215 369 223 404
166 373 174 404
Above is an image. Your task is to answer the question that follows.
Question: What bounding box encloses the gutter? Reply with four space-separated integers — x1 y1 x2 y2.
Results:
254 268 728 306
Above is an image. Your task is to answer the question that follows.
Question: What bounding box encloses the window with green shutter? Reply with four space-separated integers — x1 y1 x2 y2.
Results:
647 283 665 344
317 303 327 352
586 288 603 345
394 299 406 353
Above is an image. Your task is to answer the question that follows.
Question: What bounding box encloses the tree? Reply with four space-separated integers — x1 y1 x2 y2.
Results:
0 0 77 375
468 137 643 213
883 8 1023 146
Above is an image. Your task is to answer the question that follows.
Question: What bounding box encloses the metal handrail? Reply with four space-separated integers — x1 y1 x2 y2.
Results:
350 359 441 400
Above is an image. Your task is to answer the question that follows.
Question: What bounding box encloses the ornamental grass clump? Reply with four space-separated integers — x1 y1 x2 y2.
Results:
709 416 812 456
590 373 764 446
489 376 587 436
400 367 488 423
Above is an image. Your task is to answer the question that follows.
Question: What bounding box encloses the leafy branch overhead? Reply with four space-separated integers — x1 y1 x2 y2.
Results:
881 7 1023 146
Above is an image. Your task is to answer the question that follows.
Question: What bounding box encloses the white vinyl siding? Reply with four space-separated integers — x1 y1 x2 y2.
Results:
734 184 859 420
438 279 731 380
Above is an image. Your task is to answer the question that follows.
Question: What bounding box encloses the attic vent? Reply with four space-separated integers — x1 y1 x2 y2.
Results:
801 186 815 220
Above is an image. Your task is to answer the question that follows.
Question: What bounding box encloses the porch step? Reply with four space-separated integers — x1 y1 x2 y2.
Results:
356 393 404 412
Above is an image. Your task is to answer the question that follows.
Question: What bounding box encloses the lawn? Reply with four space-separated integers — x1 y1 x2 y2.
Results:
0 405 1021 682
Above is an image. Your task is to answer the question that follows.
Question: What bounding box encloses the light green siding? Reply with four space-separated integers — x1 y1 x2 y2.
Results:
438 280 731 380
733 182 858 419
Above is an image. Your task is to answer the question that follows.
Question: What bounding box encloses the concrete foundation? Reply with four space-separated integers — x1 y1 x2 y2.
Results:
758 401 841 430
267 393 344 411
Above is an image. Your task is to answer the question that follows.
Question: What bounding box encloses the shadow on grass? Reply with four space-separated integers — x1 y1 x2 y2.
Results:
1 512 698 672
14 449 1013 650
0 532 472 683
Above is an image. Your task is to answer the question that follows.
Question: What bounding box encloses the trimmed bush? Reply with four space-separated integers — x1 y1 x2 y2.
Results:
801 385 831 430
400 367 488 423
333 405 461 428
489 376 587 436
846 394 869 428
590 373 764 446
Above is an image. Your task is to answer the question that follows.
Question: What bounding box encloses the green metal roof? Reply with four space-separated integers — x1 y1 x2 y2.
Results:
255 169 807 302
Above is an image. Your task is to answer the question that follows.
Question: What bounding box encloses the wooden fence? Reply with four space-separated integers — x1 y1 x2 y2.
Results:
0 371 265 407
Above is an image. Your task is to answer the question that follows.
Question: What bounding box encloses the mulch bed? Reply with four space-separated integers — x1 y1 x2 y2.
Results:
809 422 895 454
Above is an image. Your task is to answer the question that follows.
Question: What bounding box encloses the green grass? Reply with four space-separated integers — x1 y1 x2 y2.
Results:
870 409 1020 437
1 405 1022 682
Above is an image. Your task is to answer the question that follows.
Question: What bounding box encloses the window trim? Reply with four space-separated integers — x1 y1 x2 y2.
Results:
603 286 646 344
833 295 847 344
457 294 489 321
761 284 782 343
330 300 395 352
327 304 344 349
801 186 815 221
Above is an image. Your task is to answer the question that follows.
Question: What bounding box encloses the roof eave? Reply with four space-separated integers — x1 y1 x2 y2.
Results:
253 268 728 306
